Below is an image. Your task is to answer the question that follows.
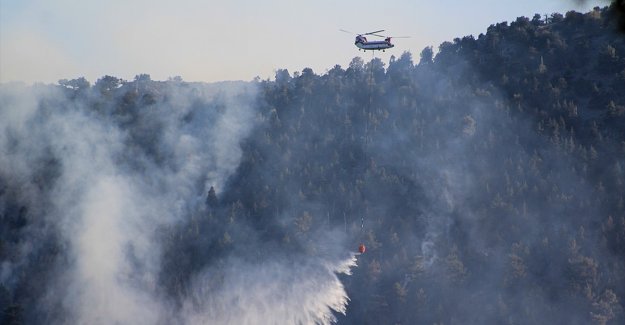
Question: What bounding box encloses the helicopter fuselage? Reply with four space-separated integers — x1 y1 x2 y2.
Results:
354 35 394 51
355 40 394 51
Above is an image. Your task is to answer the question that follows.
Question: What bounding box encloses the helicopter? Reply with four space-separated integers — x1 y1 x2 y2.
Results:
340 29 409 52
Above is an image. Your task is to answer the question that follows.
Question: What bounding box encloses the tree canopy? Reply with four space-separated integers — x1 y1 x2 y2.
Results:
1 5 624 325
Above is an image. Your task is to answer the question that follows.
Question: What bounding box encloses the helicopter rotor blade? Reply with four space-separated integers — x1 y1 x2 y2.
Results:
370 33 386 38
363 29 385 35
339 29 354 34
390 36 411 38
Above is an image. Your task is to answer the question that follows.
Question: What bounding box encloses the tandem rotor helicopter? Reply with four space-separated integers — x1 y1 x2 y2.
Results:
339 28 409 256
340 29 409 52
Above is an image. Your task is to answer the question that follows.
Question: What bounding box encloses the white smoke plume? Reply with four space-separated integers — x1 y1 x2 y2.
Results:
0 80 356 324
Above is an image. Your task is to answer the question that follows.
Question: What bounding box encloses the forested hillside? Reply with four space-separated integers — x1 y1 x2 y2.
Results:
1 5 624 325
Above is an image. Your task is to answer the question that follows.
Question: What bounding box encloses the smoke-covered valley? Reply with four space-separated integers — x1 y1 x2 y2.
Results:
2 5 625 325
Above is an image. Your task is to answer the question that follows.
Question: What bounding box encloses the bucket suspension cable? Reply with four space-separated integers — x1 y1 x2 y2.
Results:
360 51 375 253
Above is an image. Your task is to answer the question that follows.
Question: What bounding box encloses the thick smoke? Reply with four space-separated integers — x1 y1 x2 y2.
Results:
0 79 356 324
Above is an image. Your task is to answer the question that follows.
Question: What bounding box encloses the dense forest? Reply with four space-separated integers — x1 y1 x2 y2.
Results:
1 4 625 325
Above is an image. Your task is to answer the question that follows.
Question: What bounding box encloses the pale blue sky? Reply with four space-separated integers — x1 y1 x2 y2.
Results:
0 0 607 84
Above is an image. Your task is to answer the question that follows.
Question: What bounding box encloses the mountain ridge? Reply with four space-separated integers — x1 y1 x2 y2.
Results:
1 5 624 325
